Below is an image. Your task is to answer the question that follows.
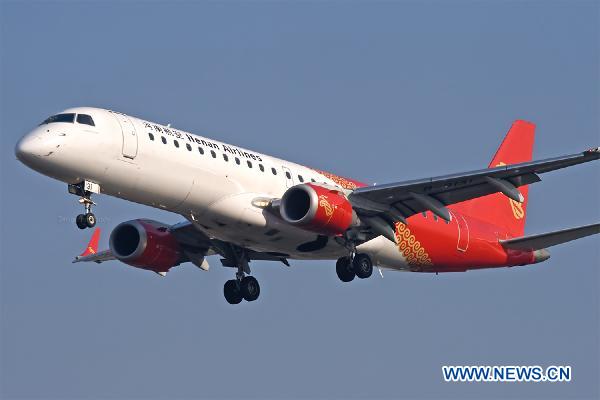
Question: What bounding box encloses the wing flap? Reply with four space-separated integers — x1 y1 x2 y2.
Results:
500 223 600 251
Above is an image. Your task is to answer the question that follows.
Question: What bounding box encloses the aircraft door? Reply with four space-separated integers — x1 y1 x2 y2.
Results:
113 113 138 159
453 211 470 252
282 166 294 188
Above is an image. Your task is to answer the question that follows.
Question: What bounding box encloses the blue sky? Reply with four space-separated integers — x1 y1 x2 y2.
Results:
1 1 598 399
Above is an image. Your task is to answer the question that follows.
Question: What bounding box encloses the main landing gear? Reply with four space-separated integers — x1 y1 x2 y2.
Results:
223 274 260 304
336 253 373 282
221 244 260 304
68 183 97 229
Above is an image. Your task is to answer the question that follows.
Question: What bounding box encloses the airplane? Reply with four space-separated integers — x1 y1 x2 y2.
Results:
15 107 599 304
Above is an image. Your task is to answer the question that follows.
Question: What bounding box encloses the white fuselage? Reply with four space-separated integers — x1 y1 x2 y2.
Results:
16 107 405 268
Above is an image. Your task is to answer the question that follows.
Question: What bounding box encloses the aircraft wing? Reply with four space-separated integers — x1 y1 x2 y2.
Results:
348 148 599 223
72 221 290 272
72 228 115 263
73 249 115 263
500 223 600 251
71 222 215 266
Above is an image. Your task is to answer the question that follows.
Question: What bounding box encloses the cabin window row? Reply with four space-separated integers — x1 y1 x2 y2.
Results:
148 132 317 182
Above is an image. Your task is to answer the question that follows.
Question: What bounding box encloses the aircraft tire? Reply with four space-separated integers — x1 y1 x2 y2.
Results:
336 257 355 282
224 280 243 304
353 254 373 279
76 214 87 229
85 213 96 228
240 276 260 302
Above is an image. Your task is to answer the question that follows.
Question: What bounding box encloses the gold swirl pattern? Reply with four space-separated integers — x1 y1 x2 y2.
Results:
318 195 334 217
318 194 336 224
312 169 360 190
394 222 433 267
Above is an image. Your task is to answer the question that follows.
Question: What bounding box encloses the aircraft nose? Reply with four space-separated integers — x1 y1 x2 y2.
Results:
15 133 44 163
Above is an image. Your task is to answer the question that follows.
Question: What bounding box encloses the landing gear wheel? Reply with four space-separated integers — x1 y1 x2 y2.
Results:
224 280 242 304
240 276 260 302
85 213 96 228
76 214 87 230
354 254 373 279
336 257 355 282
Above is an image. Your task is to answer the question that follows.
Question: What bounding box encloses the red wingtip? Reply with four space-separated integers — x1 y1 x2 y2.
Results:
80 228 101 256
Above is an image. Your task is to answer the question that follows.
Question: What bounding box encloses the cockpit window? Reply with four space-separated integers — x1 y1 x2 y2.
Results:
40 113 75 125
76 114 95 126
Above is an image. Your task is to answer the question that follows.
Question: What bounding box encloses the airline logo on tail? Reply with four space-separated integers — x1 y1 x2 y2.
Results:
496 162 525 220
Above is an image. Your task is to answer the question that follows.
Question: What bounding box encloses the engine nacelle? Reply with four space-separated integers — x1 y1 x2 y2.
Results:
109 219 182 272
280 183 356 235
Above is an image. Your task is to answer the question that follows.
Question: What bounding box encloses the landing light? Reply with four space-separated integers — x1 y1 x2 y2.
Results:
251 198 272 208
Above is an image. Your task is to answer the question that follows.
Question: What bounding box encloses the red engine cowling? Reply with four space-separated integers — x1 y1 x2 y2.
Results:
109 219 182 273
280 183 355 235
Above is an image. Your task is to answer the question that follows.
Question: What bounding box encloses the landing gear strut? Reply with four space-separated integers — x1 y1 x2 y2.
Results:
222 245 260 304
69 183 97 229
336 253 373 282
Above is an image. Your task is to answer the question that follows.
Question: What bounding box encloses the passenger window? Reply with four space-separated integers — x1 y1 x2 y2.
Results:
259 164 264 172
271 168 277 175
298 175 304 182
235 157 240 165
161 136 167 144
311 178 316 182
210 150 216 158
285 171 291 179
433 214 438 222
186 143 192 151
41 113 75 125
247 161 252 168
76 114 95 126
198 147 204 155
223 154 229 162
422 212 427 218
174 140 179 148
148 133 154 141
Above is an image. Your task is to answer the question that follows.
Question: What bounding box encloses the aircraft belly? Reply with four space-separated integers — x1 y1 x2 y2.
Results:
190 194 346 259
357 236 410 271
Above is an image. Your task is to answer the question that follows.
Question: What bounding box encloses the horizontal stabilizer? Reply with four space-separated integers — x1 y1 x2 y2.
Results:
500 223 600 251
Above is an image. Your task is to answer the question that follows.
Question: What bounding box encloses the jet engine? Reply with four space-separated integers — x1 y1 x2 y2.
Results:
280 183 356 235
109 219 182 272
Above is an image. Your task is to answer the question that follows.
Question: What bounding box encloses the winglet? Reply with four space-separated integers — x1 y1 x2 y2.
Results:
80 228 101 257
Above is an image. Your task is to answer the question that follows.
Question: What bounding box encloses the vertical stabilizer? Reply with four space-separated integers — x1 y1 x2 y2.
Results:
452 120 535 237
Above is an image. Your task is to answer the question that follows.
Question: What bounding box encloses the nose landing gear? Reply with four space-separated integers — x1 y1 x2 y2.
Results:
68 183 97 229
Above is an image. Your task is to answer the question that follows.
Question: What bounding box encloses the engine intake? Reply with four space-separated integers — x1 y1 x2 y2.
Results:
109 219 182 272
280 183 355 235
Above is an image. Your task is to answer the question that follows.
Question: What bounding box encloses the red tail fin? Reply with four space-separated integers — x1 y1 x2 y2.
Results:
80 228 101 256
453 120 535 238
